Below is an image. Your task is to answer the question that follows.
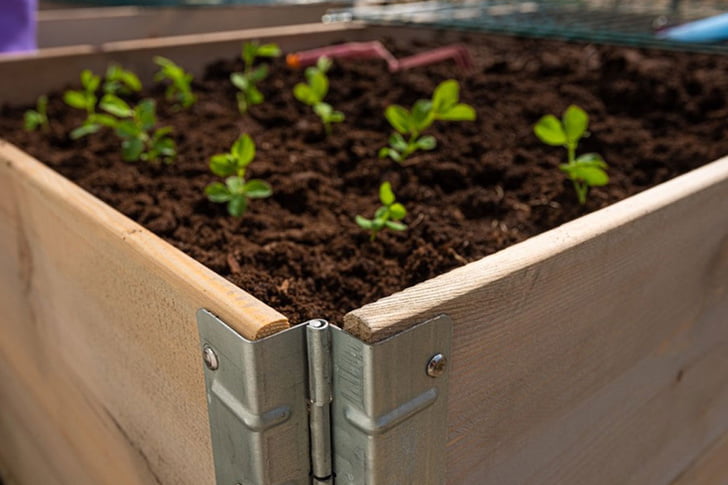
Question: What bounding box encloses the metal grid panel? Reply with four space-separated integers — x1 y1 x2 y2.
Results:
327 0 728 53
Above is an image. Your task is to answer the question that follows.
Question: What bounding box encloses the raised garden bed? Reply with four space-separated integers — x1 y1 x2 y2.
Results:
1 22 727 485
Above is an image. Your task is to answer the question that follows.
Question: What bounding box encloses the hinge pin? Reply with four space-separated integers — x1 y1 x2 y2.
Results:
202 345 219 371
306 319 334 483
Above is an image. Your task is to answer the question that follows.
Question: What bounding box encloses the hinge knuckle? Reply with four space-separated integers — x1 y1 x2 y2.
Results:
306 319 334 482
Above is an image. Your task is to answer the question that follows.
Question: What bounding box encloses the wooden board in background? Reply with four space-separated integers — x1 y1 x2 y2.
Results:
346 156 728 484
36 4 340 49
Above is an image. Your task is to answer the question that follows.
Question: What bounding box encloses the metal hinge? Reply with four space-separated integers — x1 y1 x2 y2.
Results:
197 309 452 485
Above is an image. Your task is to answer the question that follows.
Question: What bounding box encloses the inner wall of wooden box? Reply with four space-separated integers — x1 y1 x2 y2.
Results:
36 4 342 48
1 22 728 485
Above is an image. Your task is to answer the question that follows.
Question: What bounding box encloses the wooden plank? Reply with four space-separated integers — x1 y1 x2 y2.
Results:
345 156 728 483
36 4 340 49
0 22 369 105
0 140 289 484
671 432 728 485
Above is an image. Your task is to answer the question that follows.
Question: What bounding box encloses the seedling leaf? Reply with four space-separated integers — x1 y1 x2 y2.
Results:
534 114 567 146
355 215 373 230
250 65 269 83
228 196 248 217
385 105 411 134
64 91 87 109
562 104 588 144
294 83 317 105
232 134 255 167
437 104 476 121
389 202 407 220
385 221 407 231
243 179 273 198
257 43 281 58
575 152 607 168
309 71 329 100
432 79 459 113
379 181 395 205
416 135 437 150
24 95 49 132
100 94 133 118
412 100 434 132
205 182 231 202
70 123 100 139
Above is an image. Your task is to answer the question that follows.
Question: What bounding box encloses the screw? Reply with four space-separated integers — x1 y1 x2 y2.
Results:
426 353 447 378
202 345 219 371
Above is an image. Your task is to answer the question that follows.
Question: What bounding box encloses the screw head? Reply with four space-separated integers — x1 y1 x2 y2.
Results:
202 345 219 371
426 353 447 378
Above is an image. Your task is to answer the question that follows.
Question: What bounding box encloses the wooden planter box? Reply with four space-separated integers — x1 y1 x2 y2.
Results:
1 23 727 485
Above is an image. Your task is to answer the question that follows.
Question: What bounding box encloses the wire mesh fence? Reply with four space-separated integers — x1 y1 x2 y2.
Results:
326 0 728 53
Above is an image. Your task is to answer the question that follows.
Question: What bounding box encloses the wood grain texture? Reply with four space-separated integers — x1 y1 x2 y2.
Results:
671 432 728 485
0 140 288 484
345 156 728 484
36 4 338 48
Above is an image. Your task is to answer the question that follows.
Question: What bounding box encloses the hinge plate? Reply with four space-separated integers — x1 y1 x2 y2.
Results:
197 309 310 485
331 315 453 485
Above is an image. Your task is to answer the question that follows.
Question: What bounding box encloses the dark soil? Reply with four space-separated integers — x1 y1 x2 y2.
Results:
2 33 728 324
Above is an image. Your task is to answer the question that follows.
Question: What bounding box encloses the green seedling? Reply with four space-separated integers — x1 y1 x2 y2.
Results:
355 182 408 240
534 104 609 205
379 79 476 163
293 56 344 135
205 134 272 217
103 64 142 96
64 69 111 139
230 41 281 114
154 56 196 109
24 95 49 132
99 94 176 163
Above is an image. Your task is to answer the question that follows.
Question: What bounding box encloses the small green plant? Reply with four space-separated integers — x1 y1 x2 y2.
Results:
103 64 142 96
230 41 281 114
534 104 609 205
355 182 408 240
293 57 344 135
154 56 196 109
24 95 49 132
205 134 272 217
64 69 114 139
379 79 476 163
98 94 176 163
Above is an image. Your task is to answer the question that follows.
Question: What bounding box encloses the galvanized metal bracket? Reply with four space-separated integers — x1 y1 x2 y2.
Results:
197 310 452 485
331 315 453 485
196 309 310 485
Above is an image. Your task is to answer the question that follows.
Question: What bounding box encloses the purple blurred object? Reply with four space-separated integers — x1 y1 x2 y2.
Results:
0 0 37 53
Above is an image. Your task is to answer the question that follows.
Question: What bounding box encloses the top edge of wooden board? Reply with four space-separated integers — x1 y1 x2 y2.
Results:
101 21 367 52
0 140 287 340
344 154 728 342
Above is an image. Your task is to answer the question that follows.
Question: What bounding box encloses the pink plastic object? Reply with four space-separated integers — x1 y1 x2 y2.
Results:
286 41 472 72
